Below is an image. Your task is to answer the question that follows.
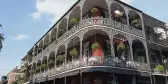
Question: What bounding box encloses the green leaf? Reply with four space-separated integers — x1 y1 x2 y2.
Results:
91 42 100 50
70 48 78 57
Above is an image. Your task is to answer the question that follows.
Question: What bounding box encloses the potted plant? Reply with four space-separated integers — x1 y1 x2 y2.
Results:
154 65 164 73
70 48 78 57
92 42 100 50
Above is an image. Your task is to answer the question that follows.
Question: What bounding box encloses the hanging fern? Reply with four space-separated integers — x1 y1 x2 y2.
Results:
117 42 125 51
92 42 100 50
57 55 65 61
91 7 98 13
70 48 78 57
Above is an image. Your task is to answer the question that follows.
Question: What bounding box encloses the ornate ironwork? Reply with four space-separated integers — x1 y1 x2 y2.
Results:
33 56 150 81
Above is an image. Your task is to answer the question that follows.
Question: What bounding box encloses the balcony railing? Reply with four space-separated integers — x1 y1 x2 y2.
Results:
32 17 144 63
33 56 150 80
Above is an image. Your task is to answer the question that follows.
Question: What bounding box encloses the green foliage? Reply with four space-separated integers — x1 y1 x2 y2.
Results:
41 63 47 69
131 19 138 25
117 42 125 51
91 42 100 50
56 55 65 61
0 30 4 51
70 48 78 57
91 7 98 13
70 17 80 24
155 65 164 72
36 66 40 71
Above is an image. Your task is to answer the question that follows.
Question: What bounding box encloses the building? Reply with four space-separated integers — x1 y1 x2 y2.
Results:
7 67 23 84
22 0 168 84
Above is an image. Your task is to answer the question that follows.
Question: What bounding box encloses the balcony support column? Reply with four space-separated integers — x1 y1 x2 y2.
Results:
144 42 150 66
110 38 115 59
65 48 68 64
80 72 83 84
47 58 49 71
55 52 57 68
80 39 83 58
53 79 55 84
166 77 168 84
65 77 67 84
153 75 156 84
150 75 153 84
129 40 134 61
124 8 130 26
132 76 136 84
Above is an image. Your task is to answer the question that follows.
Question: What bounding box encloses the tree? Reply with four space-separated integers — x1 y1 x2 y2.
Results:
0 24 4 51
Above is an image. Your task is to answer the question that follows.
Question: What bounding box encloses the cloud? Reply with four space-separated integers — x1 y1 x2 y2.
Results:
30 0 77 26
120 0 132 4
8 34 31 40
29 12 41 20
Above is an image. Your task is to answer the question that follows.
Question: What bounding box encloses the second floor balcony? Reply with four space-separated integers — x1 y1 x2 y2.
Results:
32 56 150 80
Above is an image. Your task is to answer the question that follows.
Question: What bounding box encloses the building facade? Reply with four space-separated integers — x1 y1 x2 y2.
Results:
22 0 168 84
7 68 23 84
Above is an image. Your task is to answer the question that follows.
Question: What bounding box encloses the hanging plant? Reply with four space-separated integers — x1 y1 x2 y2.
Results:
117 41 125 51
155 65 164 72
41 63 47 69
70 17 80 25
131 19 138 25
91 7 98 13
91 42 100 50
57 55 65 62
70 48 78 57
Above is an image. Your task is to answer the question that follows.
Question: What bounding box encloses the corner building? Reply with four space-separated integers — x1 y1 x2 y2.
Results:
22 0 168 84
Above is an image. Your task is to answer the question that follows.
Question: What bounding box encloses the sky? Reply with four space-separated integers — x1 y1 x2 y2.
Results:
0 0 168 78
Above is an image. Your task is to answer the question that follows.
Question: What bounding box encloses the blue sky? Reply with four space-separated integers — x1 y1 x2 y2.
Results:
0 0 168 78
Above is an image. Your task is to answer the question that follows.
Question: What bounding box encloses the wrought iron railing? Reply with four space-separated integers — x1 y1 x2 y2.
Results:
33 56 150 80
32 17 144 62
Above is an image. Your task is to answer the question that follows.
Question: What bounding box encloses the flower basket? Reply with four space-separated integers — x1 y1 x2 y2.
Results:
91 7 98 13
92 42 100 50
70 48 78 57
154 65 164 73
